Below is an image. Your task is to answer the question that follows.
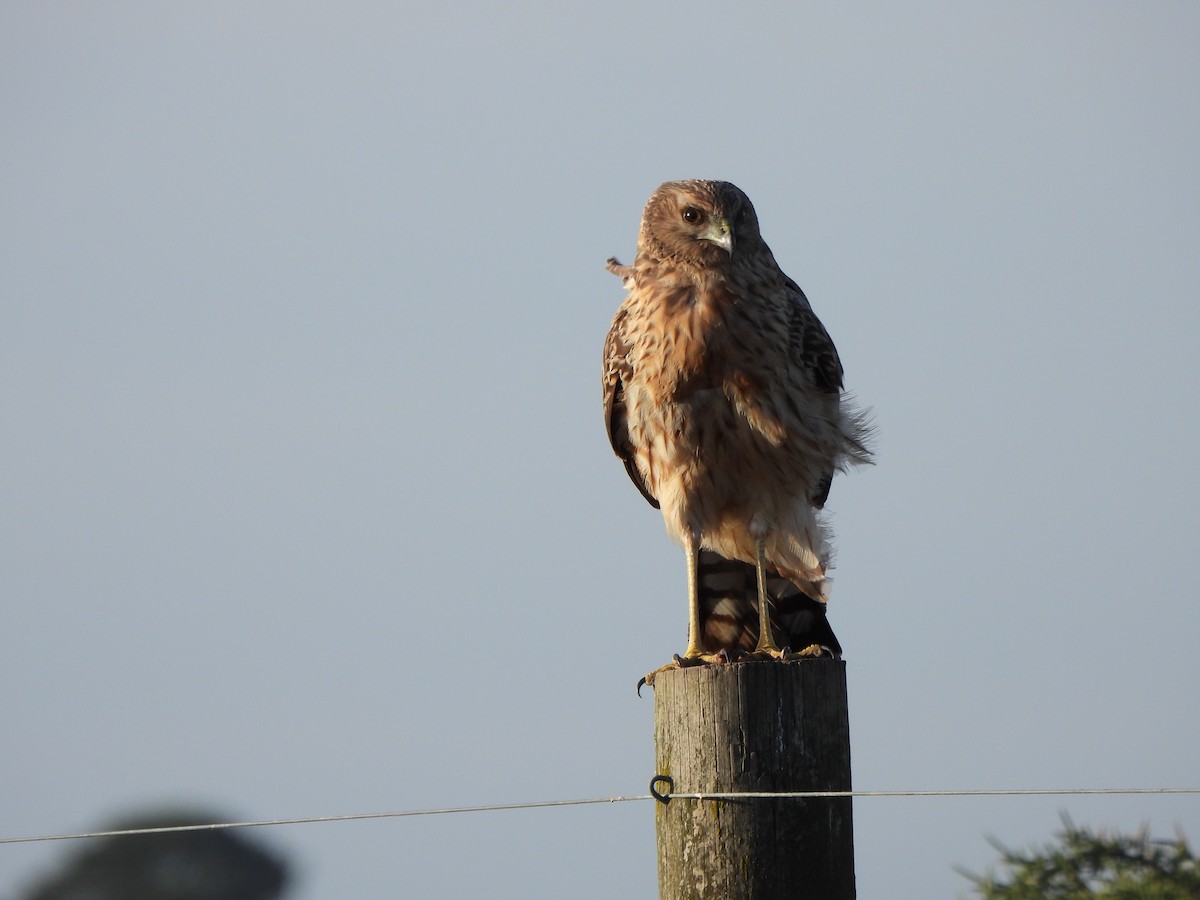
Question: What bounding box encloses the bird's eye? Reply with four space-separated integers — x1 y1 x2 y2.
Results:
681 207 704 225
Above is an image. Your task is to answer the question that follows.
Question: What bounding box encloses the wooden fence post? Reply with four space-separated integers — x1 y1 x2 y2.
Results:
652 659 855 899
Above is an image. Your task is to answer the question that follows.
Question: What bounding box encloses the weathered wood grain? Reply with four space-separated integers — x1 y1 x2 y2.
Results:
653 660 854 899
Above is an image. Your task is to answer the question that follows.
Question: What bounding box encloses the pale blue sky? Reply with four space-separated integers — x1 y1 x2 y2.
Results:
4 3 1199 897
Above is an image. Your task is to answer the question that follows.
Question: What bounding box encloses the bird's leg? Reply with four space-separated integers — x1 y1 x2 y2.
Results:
753 538 782 656
637 535 718 694
683 536 705 659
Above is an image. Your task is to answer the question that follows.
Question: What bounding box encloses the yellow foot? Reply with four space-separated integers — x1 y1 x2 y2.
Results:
746 646 788 661
636 651 730 695
792 643 831 659
744 643 834 662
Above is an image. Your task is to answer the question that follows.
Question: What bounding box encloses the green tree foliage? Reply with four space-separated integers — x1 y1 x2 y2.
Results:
960 816 1200 899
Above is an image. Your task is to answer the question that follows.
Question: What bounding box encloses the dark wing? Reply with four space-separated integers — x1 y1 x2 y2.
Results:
784 276 844 395
784 276 844 508
602 303 659 509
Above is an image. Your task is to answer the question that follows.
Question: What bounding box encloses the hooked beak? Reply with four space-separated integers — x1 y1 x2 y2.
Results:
700 216 733 255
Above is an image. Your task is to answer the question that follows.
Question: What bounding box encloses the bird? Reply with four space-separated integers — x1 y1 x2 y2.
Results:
602 180 871 685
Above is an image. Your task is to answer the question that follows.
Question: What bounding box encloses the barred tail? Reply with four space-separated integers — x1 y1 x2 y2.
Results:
696 551 842 657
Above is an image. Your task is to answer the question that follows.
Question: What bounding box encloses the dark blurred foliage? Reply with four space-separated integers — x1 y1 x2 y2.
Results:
21 808 288 900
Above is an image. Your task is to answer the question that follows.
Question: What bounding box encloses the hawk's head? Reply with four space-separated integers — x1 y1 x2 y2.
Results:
638 180 762 267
